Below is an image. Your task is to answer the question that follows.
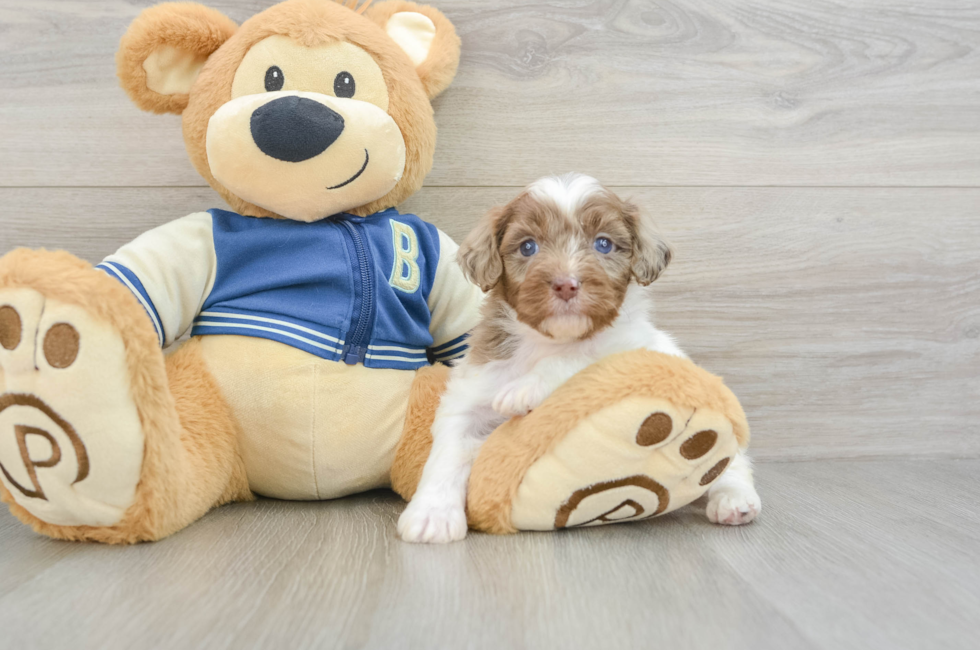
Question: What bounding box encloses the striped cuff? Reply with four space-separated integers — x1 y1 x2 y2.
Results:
96 262 165 347
430 332 469 363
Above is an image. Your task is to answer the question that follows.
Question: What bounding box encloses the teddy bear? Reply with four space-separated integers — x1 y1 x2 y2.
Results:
0 0 750 544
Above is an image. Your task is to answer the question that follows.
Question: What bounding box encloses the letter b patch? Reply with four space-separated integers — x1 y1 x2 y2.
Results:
389 221 421 293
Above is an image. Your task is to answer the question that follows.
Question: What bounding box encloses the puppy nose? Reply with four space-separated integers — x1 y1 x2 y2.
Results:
552 278 579 302
250 96 345 163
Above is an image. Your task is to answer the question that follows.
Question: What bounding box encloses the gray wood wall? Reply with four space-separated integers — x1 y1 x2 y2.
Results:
1 0 978 461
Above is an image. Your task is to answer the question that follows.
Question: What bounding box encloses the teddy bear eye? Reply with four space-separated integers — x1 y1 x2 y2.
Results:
264 66 284 92
334 71 355 98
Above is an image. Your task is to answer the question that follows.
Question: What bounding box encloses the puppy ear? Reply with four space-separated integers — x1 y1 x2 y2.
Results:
623 201 673 285
116 3 237 115
366 1 461 99
457 206 508 292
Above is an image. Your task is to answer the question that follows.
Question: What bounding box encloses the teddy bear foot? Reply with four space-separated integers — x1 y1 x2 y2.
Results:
0 287 145 528
512 399 737 530
465 350 750 534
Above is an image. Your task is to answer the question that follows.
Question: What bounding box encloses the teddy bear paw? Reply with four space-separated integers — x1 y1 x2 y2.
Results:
0 287 145 528
499 398 741 530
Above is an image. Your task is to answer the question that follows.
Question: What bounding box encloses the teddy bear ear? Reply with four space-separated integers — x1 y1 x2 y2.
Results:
365 1 462 99
116 3 237 115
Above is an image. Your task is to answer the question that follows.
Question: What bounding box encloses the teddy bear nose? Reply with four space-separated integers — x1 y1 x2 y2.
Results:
250 96 345 163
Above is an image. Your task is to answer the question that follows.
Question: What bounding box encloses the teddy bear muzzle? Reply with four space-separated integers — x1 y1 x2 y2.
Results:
250 96 346 163
205 91 407 222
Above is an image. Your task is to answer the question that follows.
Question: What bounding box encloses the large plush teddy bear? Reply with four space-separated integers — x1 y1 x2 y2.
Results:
0 0 749 544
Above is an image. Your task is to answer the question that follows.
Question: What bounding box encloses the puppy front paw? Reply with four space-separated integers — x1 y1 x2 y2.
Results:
706 485 762 526
397 494 468 544
492 375 551 418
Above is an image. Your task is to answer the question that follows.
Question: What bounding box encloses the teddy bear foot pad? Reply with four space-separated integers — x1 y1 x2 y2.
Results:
510 397 738 530
0 288 145 527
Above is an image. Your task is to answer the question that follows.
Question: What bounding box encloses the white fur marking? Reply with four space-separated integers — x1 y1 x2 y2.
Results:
706 452 762 525
528 173 602 218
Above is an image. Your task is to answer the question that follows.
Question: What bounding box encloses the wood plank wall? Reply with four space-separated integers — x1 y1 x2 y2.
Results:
1 0 978 460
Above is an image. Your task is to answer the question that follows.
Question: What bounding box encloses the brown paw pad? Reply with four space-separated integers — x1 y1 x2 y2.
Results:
43 323 79 369
699 458 731 486
0 305 21 350
680 429 717 459
555 475 668 529
636 412 672 446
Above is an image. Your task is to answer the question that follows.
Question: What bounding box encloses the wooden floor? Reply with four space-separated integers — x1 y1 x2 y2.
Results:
1 0 978 648
1 459 978 650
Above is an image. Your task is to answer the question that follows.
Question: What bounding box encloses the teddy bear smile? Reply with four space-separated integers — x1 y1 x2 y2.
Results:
205 91 406 222
327 149 370 190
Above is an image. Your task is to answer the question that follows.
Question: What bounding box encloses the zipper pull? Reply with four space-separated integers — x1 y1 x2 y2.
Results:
343 344 365 365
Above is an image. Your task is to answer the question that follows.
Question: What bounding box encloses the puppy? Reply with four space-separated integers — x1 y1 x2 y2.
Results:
398 174 761 543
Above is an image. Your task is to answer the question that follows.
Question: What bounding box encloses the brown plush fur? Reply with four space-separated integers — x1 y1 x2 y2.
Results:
465 349 750 534
0 249 250 543
390 362 449 501
116 3 238 115
365 0 461 99
163 339 254 523
118 0 459 220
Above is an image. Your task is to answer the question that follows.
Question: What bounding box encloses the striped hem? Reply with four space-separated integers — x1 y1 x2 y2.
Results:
198 310 344 346
363 354 430 370
431 332 469 354
191 321 344 361
95 262 165 347
432 342 468 362
192 311 432 369
366 343 428 362
364 340 429 369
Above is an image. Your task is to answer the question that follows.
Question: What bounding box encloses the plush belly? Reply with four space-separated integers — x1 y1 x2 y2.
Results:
196 335 414 500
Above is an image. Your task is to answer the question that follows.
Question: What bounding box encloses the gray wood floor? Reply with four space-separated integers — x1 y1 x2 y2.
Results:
2 460 979 650
1 0 978 649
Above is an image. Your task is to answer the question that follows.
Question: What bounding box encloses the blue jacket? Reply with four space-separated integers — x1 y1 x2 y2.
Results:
97 208 482 370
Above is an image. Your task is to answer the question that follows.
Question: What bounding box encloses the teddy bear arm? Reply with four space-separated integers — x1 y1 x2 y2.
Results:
425 230 484 365
97 212 218 348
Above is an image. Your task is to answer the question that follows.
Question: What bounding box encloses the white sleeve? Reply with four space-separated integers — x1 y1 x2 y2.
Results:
427 229 484 363
96 212 217 347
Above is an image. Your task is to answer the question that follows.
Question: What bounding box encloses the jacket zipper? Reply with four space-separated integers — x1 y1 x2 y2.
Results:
340 219 375 365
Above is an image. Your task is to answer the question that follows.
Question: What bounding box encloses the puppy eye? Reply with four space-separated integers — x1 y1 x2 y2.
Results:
519 239 539 257
594 237 614 254
264 66 284 92
334 71 356 98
